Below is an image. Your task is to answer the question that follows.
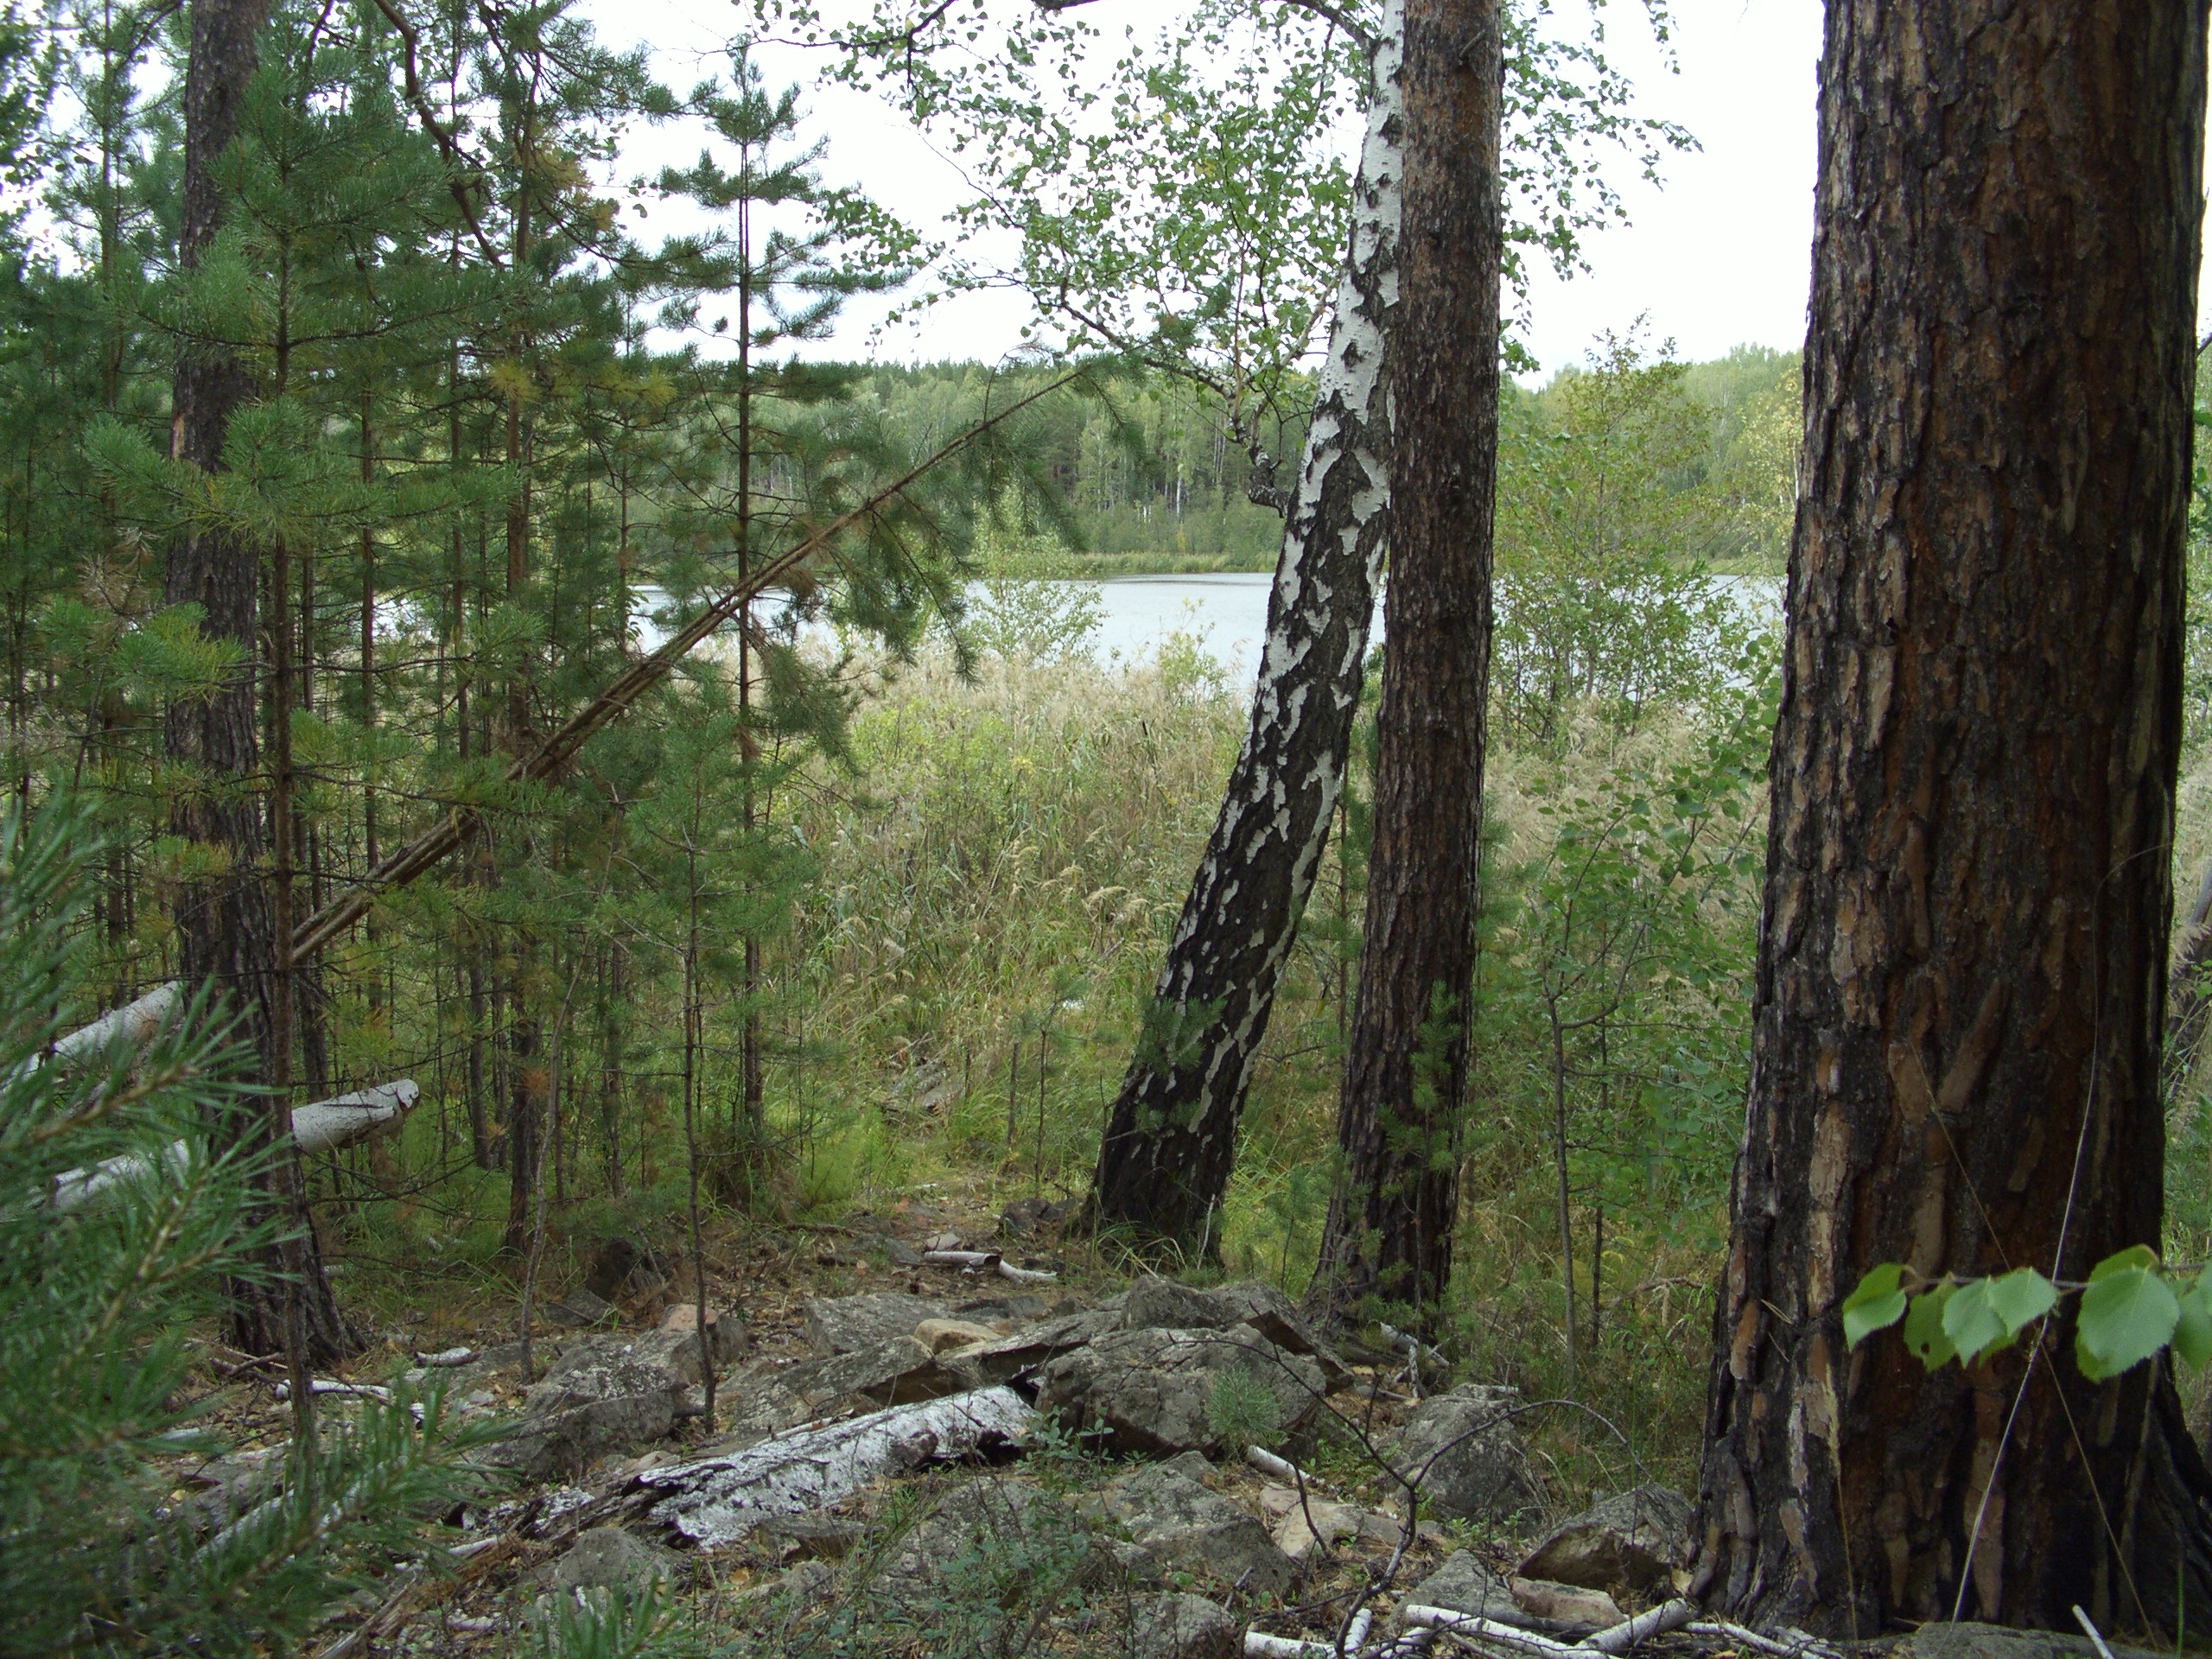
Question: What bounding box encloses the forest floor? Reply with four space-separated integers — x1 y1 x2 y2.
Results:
171 1167 1725 1658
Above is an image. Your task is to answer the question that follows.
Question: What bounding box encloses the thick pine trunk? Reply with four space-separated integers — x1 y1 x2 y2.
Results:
1308 0 1501 1328
1694 0 2212 1636
1088 6 1402 1251
168 0 346 1363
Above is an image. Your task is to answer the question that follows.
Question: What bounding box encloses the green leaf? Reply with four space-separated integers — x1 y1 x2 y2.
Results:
1984 1268 2058 1336
1904 1284 1959 1369
1942 1278 2010 1364
2173 1272 2212 1371
1841 1264 1909 1349
2075 1255 2180 1381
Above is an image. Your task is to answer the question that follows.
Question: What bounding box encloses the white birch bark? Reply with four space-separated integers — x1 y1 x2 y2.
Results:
1091 0 1403 1246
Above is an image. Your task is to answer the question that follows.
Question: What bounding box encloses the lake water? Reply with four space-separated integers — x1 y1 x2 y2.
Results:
641 570 1783 690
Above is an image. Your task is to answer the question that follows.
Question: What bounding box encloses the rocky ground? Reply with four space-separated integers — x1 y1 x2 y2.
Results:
156 1202 2169 1659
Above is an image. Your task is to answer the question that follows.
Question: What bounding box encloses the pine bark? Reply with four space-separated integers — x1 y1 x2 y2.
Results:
1694 0 2212 1635
1308 0 1502 1327
168 0 346 1362
1088 5 1403 1251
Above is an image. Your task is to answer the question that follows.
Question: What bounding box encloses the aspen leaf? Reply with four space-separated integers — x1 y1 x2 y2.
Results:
1942 1277 2009 1364
2173 1272 2212 1371
1984 1267 2057 1335
1841 1263 1908 1349
1904 1283 1958 1369
2075 1250 2179 1381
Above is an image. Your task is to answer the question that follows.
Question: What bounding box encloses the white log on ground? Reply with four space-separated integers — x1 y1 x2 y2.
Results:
1247 1444 1325 1487
921 1248 1058 1282
1580 1600 1697 1656
1402 1608 1582 1656
637 1385 1037 1547
275 1379 394 1403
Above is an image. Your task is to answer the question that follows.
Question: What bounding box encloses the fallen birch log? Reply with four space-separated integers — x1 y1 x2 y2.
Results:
1580 1600 1696 1656
637 1384 1036 1547
921 1248 1058 1283
48 1079 419 1211
415 1346 476 1368
1247 1444 1327 1488
1243 1615 1375 1659
10 983 179 1082
275 1379 394 1404
1685 1624 1838 1659
1402 1607 1582 1656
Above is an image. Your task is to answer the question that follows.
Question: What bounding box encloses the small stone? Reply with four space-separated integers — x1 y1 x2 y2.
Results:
1510 1576 1624 1628
544 1287 615 1328
542 1526 676 1594
1268 1497 1363 1562
1034 1325 1325 1456
1407 1551 1520 1623
1129 1591 1240 1659
914 1318 1001 1354
924 1229 965 1253
1093 1452 1292 1595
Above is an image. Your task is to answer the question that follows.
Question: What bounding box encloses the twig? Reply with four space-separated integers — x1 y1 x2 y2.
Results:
2071 1606 2118 1659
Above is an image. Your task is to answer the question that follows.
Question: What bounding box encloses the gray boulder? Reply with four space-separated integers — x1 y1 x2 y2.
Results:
1390 1383 1541 1522
876 1477 1095 1602
1093 1452 1292 1595
1893 1626 2167 1659
542 1526 677 1594
1116 1279 1350 1388
490 1357 681 1479
1406 1550 1521 1622
785 1336 988 1411
1129 1592 1240 1659
1516 1484 1692 1592
802 1291 950 1357
1035 1325 1325 1456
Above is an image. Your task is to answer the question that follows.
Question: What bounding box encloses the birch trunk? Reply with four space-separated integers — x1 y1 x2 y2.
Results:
1090 5 1403 1251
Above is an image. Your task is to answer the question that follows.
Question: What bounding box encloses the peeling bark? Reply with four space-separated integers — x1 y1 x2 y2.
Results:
1090 4 1403 1251
1694 0 2212 1635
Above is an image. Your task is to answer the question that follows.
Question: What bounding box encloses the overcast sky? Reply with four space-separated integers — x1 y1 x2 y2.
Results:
582 0 2206 381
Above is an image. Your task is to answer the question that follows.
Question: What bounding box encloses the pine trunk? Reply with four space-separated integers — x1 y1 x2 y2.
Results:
168 0 345 1363
1088 5 1403 1251
1308 0 1502 1327
1694 0 2212 1635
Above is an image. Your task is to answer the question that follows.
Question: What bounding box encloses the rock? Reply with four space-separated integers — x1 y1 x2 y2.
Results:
758 1512 864 1560
1000 1195 1077 1238
915 1318 1001 1354
875 1476 1070 1598
623 1305 747 1385
583 1236 666 1302
955 1294 1050 1322
1516 1484 1693 1592
545 1287 616 1327
542 1526 677 1594
1510 1576 1624 1627
1115 1279 1348 1385
1407 1551 1522 1623
880 1236 925 1267
1391 1383 1541 1522
787 1336 988 1410
1094 1452 1293 1595
1129 1592 1240 1659
1268 1497 1363 1562
1891 1626 2168 1659
803 1291 950 1357
491 1358 681 1479
956 1308 1122 1383
1035 1326 1325 1456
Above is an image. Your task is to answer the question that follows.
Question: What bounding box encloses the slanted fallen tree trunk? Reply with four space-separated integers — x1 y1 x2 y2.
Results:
10 983 180 1083
49 1079 419 1211
637 1385 1036 1546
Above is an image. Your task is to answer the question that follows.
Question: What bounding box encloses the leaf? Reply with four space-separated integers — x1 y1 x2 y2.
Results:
1984 1268 2058 1336
1841 1264 1909 1349
2075 1255 2180 1381
1904 1284 1959 1369
1942 1278 2010 1364
2173 1271 2212 1371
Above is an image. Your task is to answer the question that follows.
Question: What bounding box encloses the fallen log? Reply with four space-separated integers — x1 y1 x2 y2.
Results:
637 1384 1036 1547
921 1248 1059 1283
1402 1606 1581 1656
10 983 179 1082
48 1079 419 1211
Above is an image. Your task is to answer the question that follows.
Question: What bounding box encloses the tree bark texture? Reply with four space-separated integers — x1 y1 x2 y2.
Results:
1308 0 1502 1328
1694 0 2212 1636
1089 3 1402 1252
168 0 346 1363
